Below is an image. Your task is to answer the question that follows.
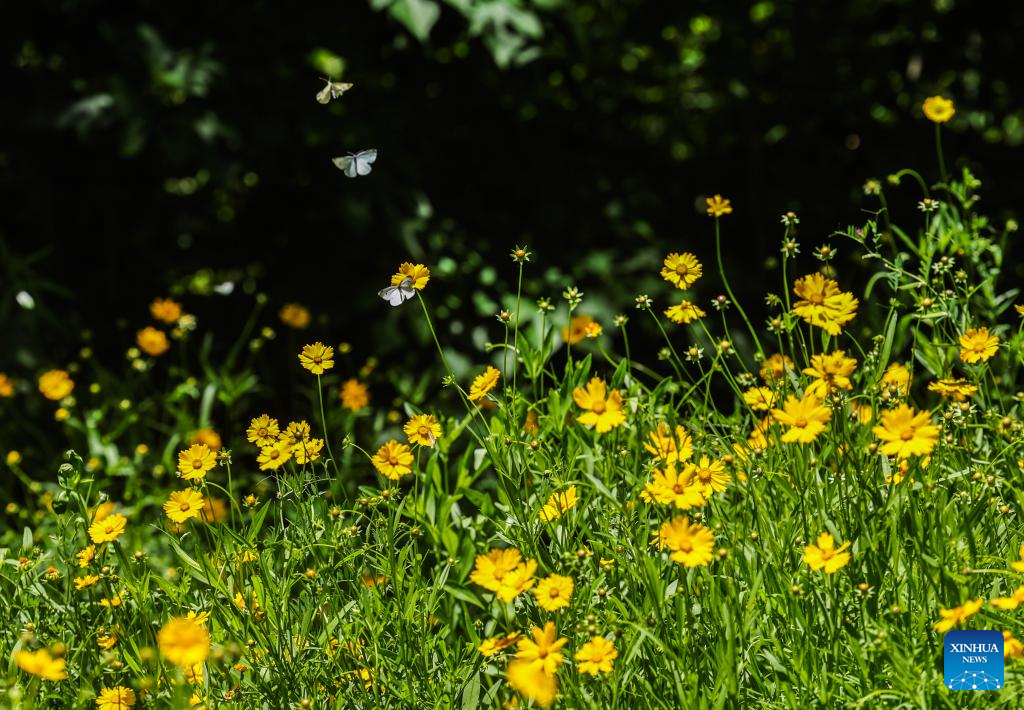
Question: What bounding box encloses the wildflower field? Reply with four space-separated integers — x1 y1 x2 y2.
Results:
3 94 1024 709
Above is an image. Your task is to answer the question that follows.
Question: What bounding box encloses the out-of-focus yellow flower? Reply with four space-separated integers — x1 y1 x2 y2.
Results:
157 616 210 667
477 631 520 657
0 372 14 397
922 96 955 124
706 194 732 217
575 636 618 676
136 326 170 356
279 303 311 329
15 649 67 681
150 297 183 324
340 379 370 411
38 369 74 400
506 659 557 707
934 599 982 632
191 428 222 451
562 314 596 345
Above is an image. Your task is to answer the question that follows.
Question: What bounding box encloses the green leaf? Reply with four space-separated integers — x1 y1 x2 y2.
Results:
390 0 441 42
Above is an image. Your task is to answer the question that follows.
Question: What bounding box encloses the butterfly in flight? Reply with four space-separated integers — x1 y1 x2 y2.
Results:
316 78 353 104
379 277 415 307
332 149 377 178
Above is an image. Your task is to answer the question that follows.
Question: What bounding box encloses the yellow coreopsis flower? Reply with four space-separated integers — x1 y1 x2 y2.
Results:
1005 631 1024 660
664 299 706 324
468 366 501 403
516 622 567 675
15 649 67 681
164 489 206 524
643 423 694 464
880 362 911 395
991 585 1024 611
89 513 127 544
760 353 794 383
928 378 977 401
298 342 335 374
280 420 311 447
391 262 431 290
706 194 732 217
660 252 703 290
38 369 74 400
534 574 574 612
640 465 705 510
791 273 858 335
922 95 955 124
340 378 370 411
802 350 857 398
506 659 557 707
177 444 217 481
655 516 715 567
246 414 280 447
872 404 938 459
150 297 183 324
771 392 831 444
743 386 777 412
572 377 626 433
690 455 730 496
291 438 324 465
77 545 96 567
562 314 596 345
136 326 170 357
190 428 222 451
74 574 99 590
803 532 851 573
477 631 521 657
934 599 983 632
96 686 136 710
371 439 414 480
404 413 442 447
959 327 999 364
158 616 210 667
575 636 618 676
539 486 578 522
470 548 538 602
257 440 292 471
279 303 311 329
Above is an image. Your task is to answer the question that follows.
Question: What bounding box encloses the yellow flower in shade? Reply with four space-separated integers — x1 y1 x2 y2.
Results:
477 632 521 657
1016 304 1024 318
391 262 431 290
641 465 705 510
991 585 1024 610
524 409 540 436
643 423 693 464
96 632 117 650
371 440 414 480
89 513 127 544
959 327 999 364
802 351 857 398
340 379 370 411
246 414 280 447
584 320 603 338
291 438 324 465
705 194 732 217
257 440 292 471
539 486 578 522
186 610 211 626
760 353 793 383
1005 631 1024 660
572 377 626 434
655 517 715 567
934 599 983 633
136 326 170 357
91 501 116 522
298 342 335 374
562 315 596 345
74 574 100 590
96 686 136 709
164 489 206 524
177 444 216 481
664 299 706 325
404 413 442 447
38 369 74 400
100 593 123 608
881 362 911 395
77 545 96 567
280 420 311 447
575 636 618 676
0 373 14 397
690 456 730 496
922 95 955 123
279 303 311 329
506 660 557 708
533 574 574 612
771 392 831 444
470 548 538 602
803 532 852 573
468 366 501 403
791 273 858 335
190 428 222 451
150 297 183 324
927 378 976 401
743 386 777 412
660 252 703 290
158 616 210 667
872 404 939 459
516 622 567 675
15 649 67 680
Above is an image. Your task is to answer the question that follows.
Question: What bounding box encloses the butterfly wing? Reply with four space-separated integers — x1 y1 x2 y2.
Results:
316 86 331 104
329 82 354 99
355 149 377 176
332 156 357 178
398 277 415 300
378 285 405 306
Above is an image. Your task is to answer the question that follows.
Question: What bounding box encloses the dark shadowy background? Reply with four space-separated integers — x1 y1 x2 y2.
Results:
3 0 1024 374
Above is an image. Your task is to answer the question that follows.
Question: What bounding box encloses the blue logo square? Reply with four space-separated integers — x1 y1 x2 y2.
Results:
944 630 1004 690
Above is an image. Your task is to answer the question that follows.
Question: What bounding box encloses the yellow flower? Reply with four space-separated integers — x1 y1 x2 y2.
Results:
77 545 96 567
185 663 204 685
655 517 715 567
872 404 938 459
136 326 170 357
575 636 618 676
643 423 693 463
539 486 578 522
404 413 442 447
279 303 311 329
15 649 67 681
1016 304 1024 319
506 660 557 708
0 372 14 397
89 513 127 544
771 392 831 444
191 427 222 451
371 440 414 480
257 440 292 471
477 632 521 657
516 621 567 675
533 574 573 612
640 465 705 510
280 420 311 447
340 379 370 411
562 315 596 345
584 320 603 338
934 599 983 632
96 686 136 709
158 616 210 668
991 585 1024 610
760 353 793 383
791 273 858 335
922 95 955 124
743 386 777 412
852 402 873 424
881 362 911 395
38 369 74 400
705 194 732 217
802 350 857 398
163 489 206 524
959 327 999 364
1005 631 1024 660
690 456 730 496
1011 544 1024 573
664 299 706 324
150 297 183 324
298 342 335 374
96 632 117 650
470 548 537 602
803 532 851 573
291 438 324 465
391 262 431 290
177 444 216 481
74 574 100 590
928 378 977 401
660 252 703 290
468 366 501 403
100 593 123 608
246 414 280 447
7 450 22 465
572 377 626 434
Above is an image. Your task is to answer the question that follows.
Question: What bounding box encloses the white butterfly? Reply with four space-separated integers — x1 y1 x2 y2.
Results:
332 149 377 178
316 78 353 104
378 277 415 306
